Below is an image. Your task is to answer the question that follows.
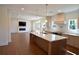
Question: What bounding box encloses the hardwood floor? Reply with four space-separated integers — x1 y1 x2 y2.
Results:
66 45 79 55
0 32 47 55
0 32 78 55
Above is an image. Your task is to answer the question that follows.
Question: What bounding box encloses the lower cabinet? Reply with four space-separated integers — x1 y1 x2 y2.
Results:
30 33 66 55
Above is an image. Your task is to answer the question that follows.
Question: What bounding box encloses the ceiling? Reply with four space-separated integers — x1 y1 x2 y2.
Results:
0 4 79 20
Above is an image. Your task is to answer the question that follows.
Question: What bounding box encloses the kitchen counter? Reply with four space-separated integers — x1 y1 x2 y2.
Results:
30 32 67 55
63 32 79 36
46 29 79 36
31 32 67 42
62 32 79 50
42 29 79 51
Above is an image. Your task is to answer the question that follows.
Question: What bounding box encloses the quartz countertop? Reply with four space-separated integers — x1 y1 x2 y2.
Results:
63 32 79 36
31 32 67 42
46 29 79 36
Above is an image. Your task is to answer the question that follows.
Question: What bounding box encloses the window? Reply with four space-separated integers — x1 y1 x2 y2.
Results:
69 20 76 29
68 19 77 32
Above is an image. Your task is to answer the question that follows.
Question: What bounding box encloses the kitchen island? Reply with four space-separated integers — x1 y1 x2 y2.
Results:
30 32 67 55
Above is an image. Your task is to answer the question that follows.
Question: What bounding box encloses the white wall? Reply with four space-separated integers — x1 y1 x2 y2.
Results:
26 21 31 32
51 9 79 33
65 9 79 33
10 18 18 33
0 7 10 46
10 18 31 33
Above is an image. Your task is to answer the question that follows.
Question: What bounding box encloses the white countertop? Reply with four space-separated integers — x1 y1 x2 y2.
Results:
63 32 79 36
46 29 79 36
31 32 67 42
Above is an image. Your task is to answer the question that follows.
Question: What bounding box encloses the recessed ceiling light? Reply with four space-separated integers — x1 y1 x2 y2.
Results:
21 8 24 11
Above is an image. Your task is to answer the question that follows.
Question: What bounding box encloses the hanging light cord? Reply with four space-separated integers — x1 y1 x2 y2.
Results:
46 4 48 16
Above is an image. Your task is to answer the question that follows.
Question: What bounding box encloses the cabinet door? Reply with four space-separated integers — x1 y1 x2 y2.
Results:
30 33 35 44
51 39 66 55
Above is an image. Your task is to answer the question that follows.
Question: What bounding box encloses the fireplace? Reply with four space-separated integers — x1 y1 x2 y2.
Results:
19 28 26 31
18 21 26 32
19 22 26 26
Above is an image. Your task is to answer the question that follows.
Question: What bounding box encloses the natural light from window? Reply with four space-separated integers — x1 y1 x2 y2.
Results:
68 19 78 33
